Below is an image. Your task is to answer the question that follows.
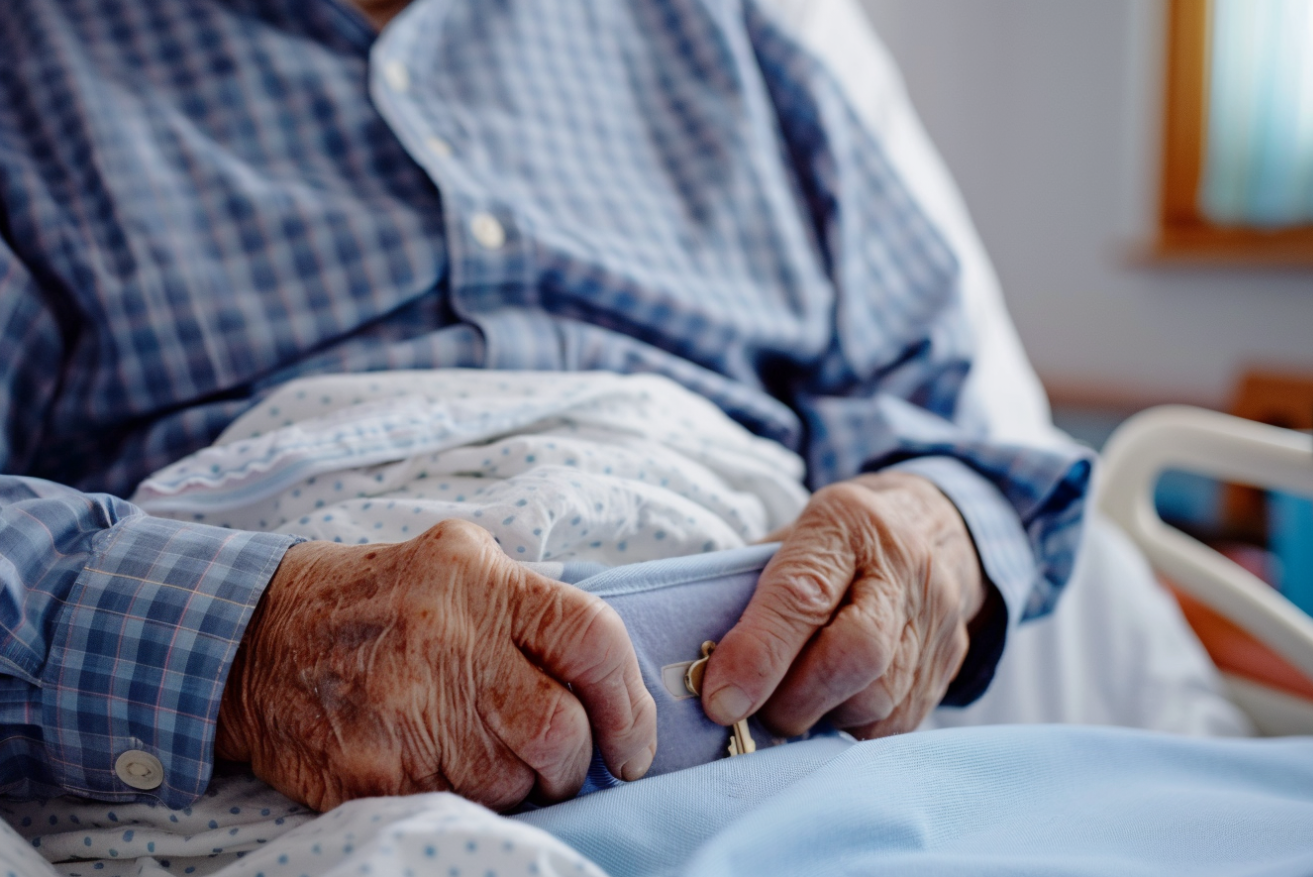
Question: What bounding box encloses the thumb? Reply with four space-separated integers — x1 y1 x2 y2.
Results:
702 520 855 725
508 567 658 782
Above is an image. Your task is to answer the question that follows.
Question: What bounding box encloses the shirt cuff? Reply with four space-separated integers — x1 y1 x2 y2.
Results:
886 455 1035 706
40 514 300 806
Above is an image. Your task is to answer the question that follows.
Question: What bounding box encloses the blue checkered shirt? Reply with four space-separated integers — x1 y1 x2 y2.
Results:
0 0 1092 805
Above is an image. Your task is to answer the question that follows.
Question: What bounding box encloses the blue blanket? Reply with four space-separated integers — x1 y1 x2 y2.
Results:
517 725 1313 877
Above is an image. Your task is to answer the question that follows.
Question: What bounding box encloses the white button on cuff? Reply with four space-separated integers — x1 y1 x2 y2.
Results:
425 135 453 158
382 60 410 93
470 212 506 250
115 750 164 791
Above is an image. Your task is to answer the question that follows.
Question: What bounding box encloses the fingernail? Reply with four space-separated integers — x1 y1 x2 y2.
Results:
708 684 752 724
620 742 656 782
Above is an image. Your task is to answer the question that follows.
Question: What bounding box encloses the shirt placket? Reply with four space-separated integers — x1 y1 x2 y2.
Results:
366 1 562 372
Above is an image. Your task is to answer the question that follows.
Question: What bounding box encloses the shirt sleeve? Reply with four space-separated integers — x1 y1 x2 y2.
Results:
0 479 298 805
0 236 300 806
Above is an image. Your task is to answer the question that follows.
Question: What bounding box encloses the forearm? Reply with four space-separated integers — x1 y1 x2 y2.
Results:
0 475 300 805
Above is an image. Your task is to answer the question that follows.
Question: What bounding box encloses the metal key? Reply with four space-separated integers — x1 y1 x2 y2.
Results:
684 640 716 697
727 718 756 756
684 640 756 758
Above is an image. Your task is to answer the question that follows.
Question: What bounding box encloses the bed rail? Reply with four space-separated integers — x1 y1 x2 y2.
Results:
1096 405 1313 735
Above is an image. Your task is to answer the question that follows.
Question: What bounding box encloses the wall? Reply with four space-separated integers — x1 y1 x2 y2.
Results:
859 0 1313 408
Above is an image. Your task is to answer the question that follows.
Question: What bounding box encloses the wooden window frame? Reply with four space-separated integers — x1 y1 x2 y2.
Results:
1155 0 1313 266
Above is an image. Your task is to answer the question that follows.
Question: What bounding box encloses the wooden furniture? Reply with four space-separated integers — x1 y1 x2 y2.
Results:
1223 370 1313 542
1155 0 1313 265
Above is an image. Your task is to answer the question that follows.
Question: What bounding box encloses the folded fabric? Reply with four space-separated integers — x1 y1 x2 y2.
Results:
1 546 799 877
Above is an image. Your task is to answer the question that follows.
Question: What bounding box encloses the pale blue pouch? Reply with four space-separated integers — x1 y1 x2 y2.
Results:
550 544 834 795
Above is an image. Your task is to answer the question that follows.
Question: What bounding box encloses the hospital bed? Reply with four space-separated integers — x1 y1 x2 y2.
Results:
3 2 1311 875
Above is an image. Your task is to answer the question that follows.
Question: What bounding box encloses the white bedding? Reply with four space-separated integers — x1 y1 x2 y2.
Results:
2 773 603 877
132 370 810 565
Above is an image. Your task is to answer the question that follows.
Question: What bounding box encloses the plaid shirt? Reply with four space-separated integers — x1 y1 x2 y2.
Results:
0 0 1091 805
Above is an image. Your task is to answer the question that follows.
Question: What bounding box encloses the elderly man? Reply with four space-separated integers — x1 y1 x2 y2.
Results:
0 0 1089 814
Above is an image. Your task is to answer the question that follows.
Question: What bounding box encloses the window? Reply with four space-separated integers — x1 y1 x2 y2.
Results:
1157 0 1313 264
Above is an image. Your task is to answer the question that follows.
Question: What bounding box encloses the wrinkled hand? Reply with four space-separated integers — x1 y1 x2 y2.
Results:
702 471 985 738
216 520 657 812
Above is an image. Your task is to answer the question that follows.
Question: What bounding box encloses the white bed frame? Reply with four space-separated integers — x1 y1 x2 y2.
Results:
1098 405 1313 735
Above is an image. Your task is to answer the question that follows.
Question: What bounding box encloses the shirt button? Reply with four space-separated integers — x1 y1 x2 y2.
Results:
425 135 453 158
115 750 164 791
382 60 410 93
470 213 506 250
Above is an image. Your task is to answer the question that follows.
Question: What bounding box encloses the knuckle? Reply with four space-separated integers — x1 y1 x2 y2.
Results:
477 767 536 813
935 626 971 685
952 627 970 664
806 624 890 705
853 639 895 689
427 517 492 552
531 686 590 758
773 568 840 624
563 599 630 682
815 480 868 510
848 603 900 667
833 684 896 734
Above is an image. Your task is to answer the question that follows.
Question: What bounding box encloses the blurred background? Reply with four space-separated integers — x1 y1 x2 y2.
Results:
858 0 1312 610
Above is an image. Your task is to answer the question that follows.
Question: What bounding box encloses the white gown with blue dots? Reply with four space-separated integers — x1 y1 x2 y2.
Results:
2 771 607 876
133 370 810 563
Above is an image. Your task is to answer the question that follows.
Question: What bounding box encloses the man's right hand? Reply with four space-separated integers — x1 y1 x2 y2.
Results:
215 519 657 812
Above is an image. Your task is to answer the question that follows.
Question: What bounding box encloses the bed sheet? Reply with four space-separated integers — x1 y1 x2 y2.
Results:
517 725 1313 877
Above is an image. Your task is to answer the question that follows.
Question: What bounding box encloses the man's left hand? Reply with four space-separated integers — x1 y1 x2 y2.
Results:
701 471 986 738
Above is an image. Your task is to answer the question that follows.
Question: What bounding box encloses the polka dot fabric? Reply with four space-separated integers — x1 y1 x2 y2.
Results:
132 370 810 566
2 773 603 877
1 772 308 876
